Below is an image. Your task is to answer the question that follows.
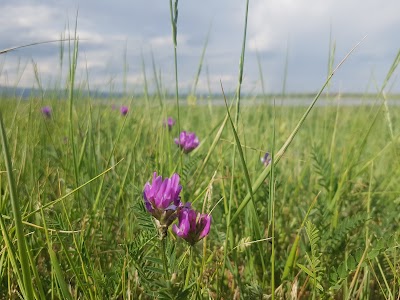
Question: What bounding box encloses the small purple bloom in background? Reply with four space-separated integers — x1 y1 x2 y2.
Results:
163 117 176 130
111 104 117 110
173 203 211 246
261 152 271 167
120 106 129 116
143 172 182 238
41 106 52 118
174 131 199 153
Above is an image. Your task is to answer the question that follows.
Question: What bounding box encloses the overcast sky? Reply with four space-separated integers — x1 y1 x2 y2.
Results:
1 0 399 95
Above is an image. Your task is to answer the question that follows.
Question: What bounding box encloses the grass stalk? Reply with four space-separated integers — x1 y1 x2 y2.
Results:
40 208 73 300
191 24 211 96
185 246 194 288
229 36 366 225
0 215 24 297
269 102 277 298
151 50 163 107
280 39 290 108
169 0 183 174
218 1 257 296
67 14 80 195
0 113 34 299
160 238 170 281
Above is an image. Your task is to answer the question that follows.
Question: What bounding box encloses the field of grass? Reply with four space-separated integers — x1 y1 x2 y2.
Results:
0 95 399 299
1 1 400 299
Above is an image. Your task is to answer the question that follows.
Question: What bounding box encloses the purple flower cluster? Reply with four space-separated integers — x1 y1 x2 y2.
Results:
261 152 271 167
120 106 129 116
41 106 52 118
163 117 176 130
143 172 182 223
173 203 211 246
174 131 199 154
143 172 211 243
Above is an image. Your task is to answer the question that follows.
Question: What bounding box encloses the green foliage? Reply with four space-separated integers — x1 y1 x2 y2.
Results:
322 212 368 254
181 154 203 186
297 221 324 294
0 5 399 299
311 144 337 193
0 94 399 299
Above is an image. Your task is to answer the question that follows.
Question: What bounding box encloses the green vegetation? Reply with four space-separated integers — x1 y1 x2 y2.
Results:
0 94 399 299
0 2 399 299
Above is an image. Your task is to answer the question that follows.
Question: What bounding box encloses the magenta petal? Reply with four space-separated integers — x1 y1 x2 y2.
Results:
170 174 182 205
155 180 168 207
198 215 212 240
172 224 180 235
187 209 197 229
41 106 52 117
173 206 212 245
180 131 186 142
174 210 190 237
175 131 199 153
142 172 182 226
143 192 153 212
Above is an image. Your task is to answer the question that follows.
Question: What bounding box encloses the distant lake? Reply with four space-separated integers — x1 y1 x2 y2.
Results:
168 96 400 107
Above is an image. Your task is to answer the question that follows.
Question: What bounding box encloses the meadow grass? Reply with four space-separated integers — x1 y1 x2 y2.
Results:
0 94 399 299
1 2 400 299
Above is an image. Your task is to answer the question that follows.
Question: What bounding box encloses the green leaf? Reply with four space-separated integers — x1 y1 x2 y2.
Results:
0 113 35 299
49 248 73 300
229 38 365 225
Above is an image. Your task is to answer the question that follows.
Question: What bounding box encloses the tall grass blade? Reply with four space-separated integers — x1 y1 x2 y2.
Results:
191 24 211 96
0 39 79 55
40 208 73 300
269 101 276 298
281 39 290 102
229 36 366 225
141 51 150 108
0 215 24 296
380 49 400 140
221 83 254 209
193 113 229 191
68 13 80 192
282 192 320 280
169 0 183 173
25 160 122 219
256 49 266 96
0 113 34 299
151 50 163 107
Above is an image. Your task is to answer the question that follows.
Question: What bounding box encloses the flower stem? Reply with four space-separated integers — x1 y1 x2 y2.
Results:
160 238 170 281
185 246 194 288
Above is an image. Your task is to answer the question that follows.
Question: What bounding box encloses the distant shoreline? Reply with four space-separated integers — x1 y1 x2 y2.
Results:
1 85 400 101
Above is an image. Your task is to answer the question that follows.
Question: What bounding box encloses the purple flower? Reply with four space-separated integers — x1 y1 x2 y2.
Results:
173 203 211 245
143 172 182 237
174 131 199 153
41 106 52 118
163 117 176 130
261 152 271 167
120 106 129 116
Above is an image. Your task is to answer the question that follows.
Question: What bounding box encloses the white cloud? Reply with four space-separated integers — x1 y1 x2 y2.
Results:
1 0 399 94
0 4 64 42
248 0 400 53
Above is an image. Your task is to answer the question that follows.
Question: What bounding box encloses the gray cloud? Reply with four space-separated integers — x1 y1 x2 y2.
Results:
1 0 399 95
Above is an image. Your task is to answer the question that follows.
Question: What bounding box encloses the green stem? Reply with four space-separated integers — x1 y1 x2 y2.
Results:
217 1 251 295
169 0 183 174
185 246 194 288
68 15 79 196
0 114 35 299
160 238 170 281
